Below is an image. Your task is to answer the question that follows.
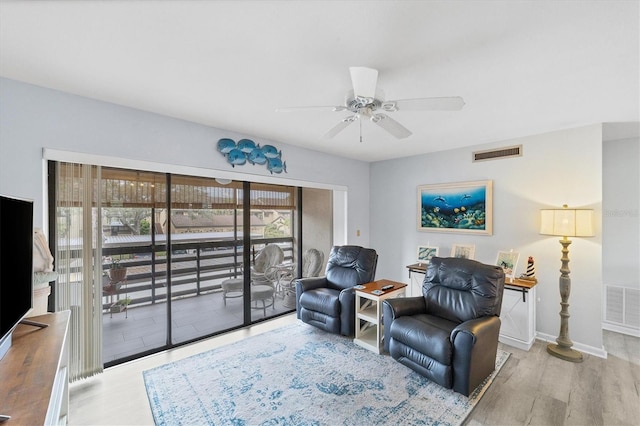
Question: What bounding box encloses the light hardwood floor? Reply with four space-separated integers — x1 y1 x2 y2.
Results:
69 315 640 425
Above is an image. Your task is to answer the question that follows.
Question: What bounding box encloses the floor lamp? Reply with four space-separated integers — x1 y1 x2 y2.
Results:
540 205 594 363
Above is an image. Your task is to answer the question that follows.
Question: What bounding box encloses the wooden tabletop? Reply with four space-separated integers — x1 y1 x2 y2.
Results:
506 277 538 289
355 279 407 296
406 263 427 272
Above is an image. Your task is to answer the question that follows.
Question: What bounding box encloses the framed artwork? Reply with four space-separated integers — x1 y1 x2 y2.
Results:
450 244 475 260
417 246 439 264
496 251 520 279
417 180 493 235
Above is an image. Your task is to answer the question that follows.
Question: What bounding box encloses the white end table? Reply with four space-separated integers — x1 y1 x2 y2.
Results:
354 279 407 354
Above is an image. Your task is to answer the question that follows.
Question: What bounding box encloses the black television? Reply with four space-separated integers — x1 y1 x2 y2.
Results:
0 194 34 361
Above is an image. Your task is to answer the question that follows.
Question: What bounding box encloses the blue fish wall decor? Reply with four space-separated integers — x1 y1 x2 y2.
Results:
217 138 236 154
248 148 267 165
226 148 247 167
261 144 281 159
216 138 287 173
267 157 287 174
237 139 258 153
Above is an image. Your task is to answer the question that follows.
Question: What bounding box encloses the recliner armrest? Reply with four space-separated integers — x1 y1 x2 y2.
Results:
451 315 500 343
295 276 328 319
383 296 426 318
450 315 501 396
382 297 426 353
295 276 328 293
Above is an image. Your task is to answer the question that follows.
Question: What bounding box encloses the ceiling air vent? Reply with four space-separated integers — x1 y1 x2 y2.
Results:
473 145 522 162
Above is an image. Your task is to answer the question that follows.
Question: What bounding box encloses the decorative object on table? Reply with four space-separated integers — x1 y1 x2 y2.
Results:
417 180 493 235
417 245 439 264
451 243 475 260
216 138 287 173
495 250 520 280
31 228 57 316
143 321 509 426
519 256 537 280
540 204 595 363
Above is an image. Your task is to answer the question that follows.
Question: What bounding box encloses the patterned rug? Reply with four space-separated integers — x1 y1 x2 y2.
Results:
143 321 509 426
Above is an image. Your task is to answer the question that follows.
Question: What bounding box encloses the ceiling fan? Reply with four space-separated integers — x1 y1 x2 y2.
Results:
276 67 465 141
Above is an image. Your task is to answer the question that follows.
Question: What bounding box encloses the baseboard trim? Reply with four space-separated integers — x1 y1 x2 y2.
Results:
536 332 608 359
499 334 534 351
602 322 640 337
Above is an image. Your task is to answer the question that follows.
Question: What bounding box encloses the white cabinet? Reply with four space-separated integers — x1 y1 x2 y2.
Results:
406 263 426 297
499 281 537 351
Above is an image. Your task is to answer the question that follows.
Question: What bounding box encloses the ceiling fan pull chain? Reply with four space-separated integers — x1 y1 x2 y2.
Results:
359 116 363 143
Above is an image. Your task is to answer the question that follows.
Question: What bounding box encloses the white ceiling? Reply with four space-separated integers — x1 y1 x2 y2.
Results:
1 1 638 162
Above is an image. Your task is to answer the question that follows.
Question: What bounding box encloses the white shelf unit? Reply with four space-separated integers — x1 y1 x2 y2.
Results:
354 285 406 354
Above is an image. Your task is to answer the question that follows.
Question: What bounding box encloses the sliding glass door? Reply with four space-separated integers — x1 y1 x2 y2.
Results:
51 162 309 368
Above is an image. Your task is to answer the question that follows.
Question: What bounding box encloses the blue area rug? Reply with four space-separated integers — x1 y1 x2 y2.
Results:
143 321 509 426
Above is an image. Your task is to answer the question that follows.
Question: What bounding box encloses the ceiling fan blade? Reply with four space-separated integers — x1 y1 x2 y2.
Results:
276 105 347 113
349 67 378 99
323 116 357 139
382 96 465 112
371 113 412 139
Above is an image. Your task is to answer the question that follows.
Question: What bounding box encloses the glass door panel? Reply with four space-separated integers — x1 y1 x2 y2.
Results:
247 184 297 321
100 169 168 363
169 176 244 345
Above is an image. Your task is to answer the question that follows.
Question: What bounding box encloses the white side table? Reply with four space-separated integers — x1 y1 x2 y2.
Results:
499 278 538 351
354 280 407 354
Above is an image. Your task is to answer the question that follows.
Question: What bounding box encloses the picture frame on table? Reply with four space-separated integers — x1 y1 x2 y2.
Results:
451 244 475 260
417 246 439 265
496 251 520 280
417 180 493 235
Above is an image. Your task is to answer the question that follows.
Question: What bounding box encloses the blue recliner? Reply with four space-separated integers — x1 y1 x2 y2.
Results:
383 256 505 396
295 245 378 336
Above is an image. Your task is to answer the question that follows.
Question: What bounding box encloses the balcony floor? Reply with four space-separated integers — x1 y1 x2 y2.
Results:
103 288 294 363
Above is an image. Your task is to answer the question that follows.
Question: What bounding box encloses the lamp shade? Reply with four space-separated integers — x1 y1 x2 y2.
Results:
540 206 594 237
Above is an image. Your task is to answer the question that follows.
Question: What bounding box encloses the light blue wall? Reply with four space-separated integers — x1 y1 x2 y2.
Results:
0 77 616 352
370 125 604 351
0 78 371 246
603 137 639 289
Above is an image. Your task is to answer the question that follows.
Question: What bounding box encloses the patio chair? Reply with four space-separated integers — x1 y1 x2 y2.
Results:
251 244 284 287
281 248 324 308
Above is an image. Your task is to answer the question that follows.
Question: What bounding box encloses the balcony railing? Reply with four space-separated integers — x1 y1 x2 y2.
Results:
57 236 295 312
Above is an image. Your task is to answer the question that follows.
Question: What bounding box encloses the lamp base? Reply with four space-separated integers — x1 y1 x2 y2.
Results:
547 343 583 363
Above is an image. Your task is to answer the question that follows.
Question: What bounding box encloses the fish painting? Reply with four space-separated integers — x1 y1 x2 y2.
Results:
247 148 267 165
237 139 258 153
261 145 281 159
217 138 236 154
267 158 287 174
226 148 247 167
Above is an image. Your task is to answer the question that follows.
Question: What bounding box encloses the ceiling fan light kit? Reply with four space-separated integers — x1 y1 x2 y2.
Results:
276 67 465 141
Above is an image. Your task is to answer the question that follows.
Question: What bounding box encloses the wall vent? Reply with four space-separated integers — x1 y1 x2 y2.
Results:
473 145 522 162
605 285 640 330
